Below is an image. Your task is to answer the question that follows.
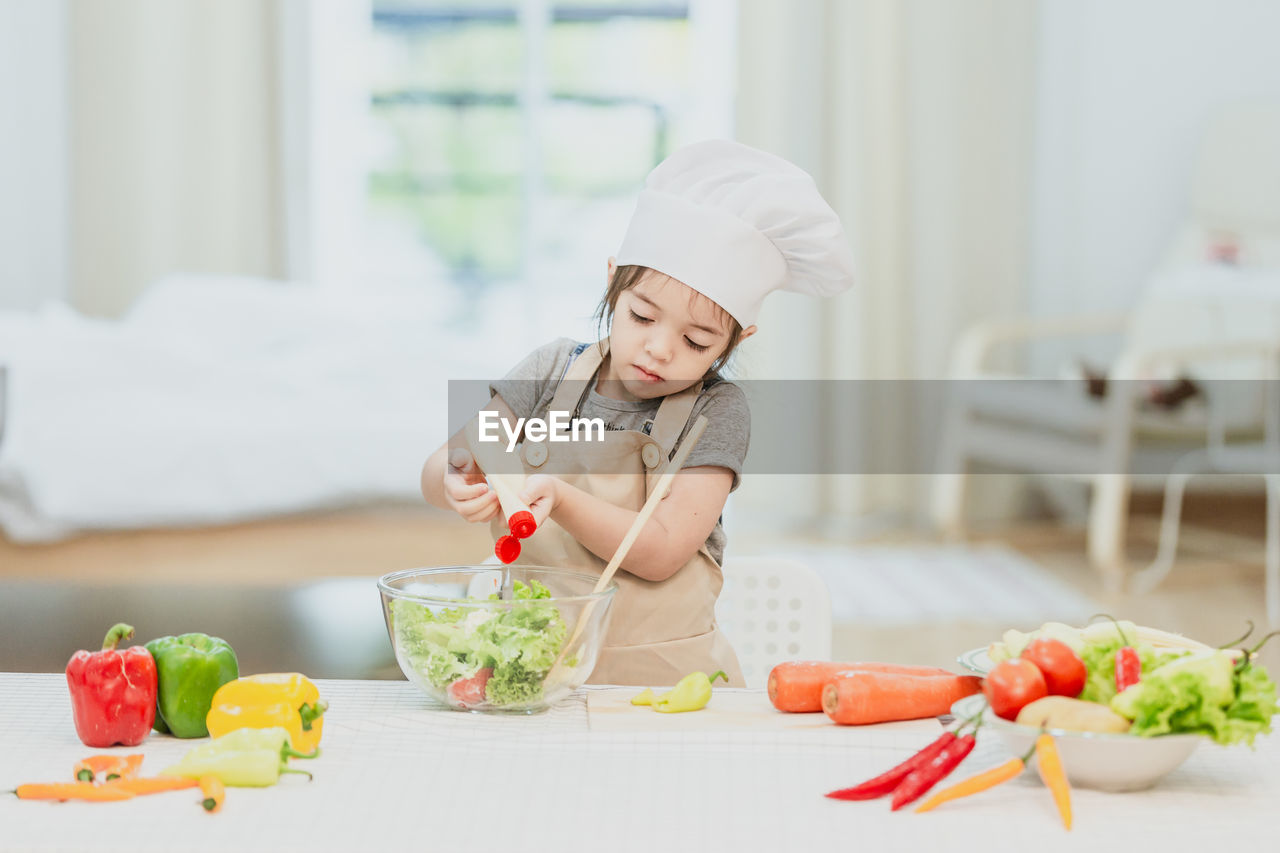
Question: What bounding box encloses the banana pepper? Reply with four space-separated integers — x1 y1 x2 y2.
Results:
205 673 328 754
164 726 315 787
163 747 311 788
631 670 727 713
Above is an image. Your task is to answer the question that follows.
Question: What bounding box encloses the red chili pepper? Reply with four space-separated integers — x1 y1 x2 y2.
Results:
889 732 977 811
826 732 957 801
65 623 157 748
1115 646 1141 692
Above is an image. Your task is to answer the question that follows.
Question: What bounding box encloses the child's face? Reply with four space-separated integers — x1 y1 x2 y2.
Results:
601 270 736 401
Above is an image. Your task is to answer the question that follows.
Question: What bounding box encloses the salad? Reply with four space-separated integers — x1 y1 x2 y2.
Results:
983 620 1278 746
390 579 571 709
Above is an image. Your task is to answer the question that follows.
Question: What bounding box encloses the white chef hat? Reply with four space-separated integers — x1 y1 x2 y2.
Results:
615 139 855 328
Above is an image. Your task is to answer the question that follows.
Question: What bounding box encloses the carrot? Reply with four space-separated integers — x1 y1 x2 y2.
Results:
199 775 225 813
13 782 136 802
104 776 199 796
821 671 983 725
768 661 956 712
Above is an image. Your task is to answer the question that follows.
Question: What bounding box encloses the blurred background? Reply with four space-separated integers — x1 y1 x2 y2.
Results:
3 0 1279 680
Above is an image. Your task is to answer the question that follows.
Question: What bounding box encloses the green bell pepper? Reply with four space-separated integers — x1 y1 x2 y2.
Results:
145 633 239 738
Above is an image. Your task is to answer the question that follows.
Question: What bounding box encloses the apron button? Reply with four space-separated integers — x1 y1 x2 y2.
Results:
641 442 663 469
525 443 549 467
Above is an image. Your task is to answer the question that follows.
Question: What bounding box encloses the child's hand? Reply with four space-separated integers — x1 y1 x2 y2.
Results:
443 448 501 523
519 474 561 528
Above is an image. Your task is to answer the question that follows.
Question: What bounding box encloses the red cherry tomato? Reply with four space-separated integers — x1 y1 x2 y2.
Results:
1020 638 1087 698
983 659 1048 720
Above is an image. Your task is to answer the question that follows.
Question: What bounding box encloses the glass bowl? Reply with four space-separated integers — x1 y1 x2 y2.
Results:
950 694 1203 792
379 566 617 714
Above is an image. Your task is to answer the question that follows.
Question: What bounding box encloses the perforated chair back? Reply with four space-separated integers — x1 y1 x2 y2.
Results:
715 556 833 688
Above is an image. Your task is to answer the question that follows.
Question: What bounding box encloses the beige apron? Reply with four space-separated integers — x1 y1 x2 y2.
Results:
487 340 744 687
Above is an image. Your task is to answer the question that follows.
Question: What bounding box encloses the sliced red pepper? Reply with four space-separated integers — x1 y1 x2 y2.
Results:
1115 646 1141 692
890 733 977 810
826 732 956 800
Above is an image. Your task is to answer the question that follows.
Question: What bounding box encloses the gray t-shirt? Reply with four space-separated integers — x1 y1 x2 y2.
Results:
489 338 750 564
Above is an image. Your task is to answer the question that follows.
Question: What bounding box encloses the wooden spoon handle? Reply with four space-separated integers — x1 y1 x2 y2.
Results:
592 415 709 593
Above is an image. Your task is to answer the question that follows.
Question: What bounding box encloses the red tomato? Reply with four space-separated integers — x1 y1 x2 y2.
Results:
983 659 1048 720
447 667 493 708
1020 638 1087 698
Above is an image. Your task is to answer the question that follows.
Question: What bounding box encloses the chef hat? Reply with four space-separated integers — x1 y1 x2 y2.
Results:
615 139 855 328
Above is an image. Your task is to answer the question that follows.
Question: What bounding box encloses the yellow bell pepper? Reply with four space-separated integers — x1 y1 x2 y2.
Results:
630 670 727 713
205 673 328 754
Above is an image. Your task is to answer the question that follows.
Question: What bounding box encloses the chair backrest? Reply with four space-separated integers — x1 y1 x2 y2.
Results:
1122 102 1280 406
715 556 832 688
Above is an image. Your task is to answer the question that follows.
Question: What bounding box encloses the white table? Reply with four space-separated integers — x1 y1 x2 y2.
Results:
2 673 1277 852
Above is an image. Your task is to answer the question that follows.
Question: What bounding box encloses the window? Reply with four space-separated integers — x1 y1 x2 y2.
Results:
362 1 735 340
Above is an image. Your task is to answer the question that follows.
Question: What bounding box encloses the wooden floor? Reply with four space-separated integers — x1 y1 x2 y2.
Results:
0 505 494 586
2 498 1275 674
828 505 1280 675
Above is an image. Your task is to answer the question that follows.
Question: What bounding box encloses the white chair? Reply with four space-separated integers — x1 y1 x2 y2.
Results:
1132 348 1280 627
716 556 832 688
932 102 1280 595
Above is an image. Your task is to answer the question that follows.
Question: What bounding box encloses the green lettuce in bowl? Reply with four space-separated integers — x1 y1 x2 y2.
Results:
1110 648 1278 746
379 567 615 713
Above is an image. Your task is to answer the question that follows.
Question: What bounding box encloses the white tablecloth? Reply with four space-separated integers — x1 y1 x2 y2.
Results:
2 673 1277 852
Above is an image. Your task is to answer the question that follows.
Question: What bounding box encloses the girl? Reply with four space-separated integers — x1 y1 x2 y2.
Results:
421 140 855 686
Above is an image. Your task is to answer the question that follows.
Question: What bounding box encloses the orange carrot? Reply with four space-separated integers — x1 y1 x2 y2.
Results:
14 782 136 802
104 776 199 796
74 753 144 783
768 661 956 712
821 671 983 725
199 776 225 813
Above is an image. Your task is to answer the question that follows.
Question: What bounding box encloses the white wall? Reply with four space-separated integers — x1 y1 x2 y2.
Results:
1029 0 1280 333
0 0 68 310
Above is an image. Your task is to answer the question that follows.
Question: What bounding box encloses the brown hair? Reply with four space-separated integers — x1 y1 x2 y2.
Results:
595 264 745 379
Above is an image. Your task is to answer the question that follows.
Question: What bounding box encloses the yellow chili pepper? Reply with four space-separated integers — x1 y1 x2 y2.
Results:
915 740 1037 814
199 775 226 813
1035 733 1072 830
649 670 727 713
205 673 328 754
914 757 1024 813
630 687 657 706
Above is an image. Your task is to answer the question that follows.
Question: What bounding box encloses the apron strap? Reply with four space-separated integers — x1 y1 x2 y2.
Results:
648 383 701 459
548 339 608 413
546 336 700 475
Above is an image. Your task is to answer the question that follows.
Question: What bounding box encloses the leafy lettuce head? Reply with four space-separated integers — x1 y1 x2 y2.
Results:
1110 650 1277 746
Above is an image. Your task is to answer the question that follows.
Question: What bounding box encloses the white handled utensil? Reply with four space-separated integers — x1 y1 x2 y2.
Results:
464 427 538 578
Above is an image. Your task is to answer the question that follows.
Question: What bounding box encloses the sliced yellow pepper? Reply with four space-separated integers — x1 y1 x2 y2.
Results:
205 673 328 754
631 670 727 713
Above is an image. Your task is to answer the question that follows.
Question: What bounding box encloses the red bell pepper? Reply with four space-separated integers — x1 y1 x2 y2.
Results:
66 623 157 748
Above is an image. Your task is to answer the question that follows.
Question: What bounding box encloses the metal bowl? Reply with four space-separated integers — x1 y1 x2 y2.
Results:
950 694 1202 792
